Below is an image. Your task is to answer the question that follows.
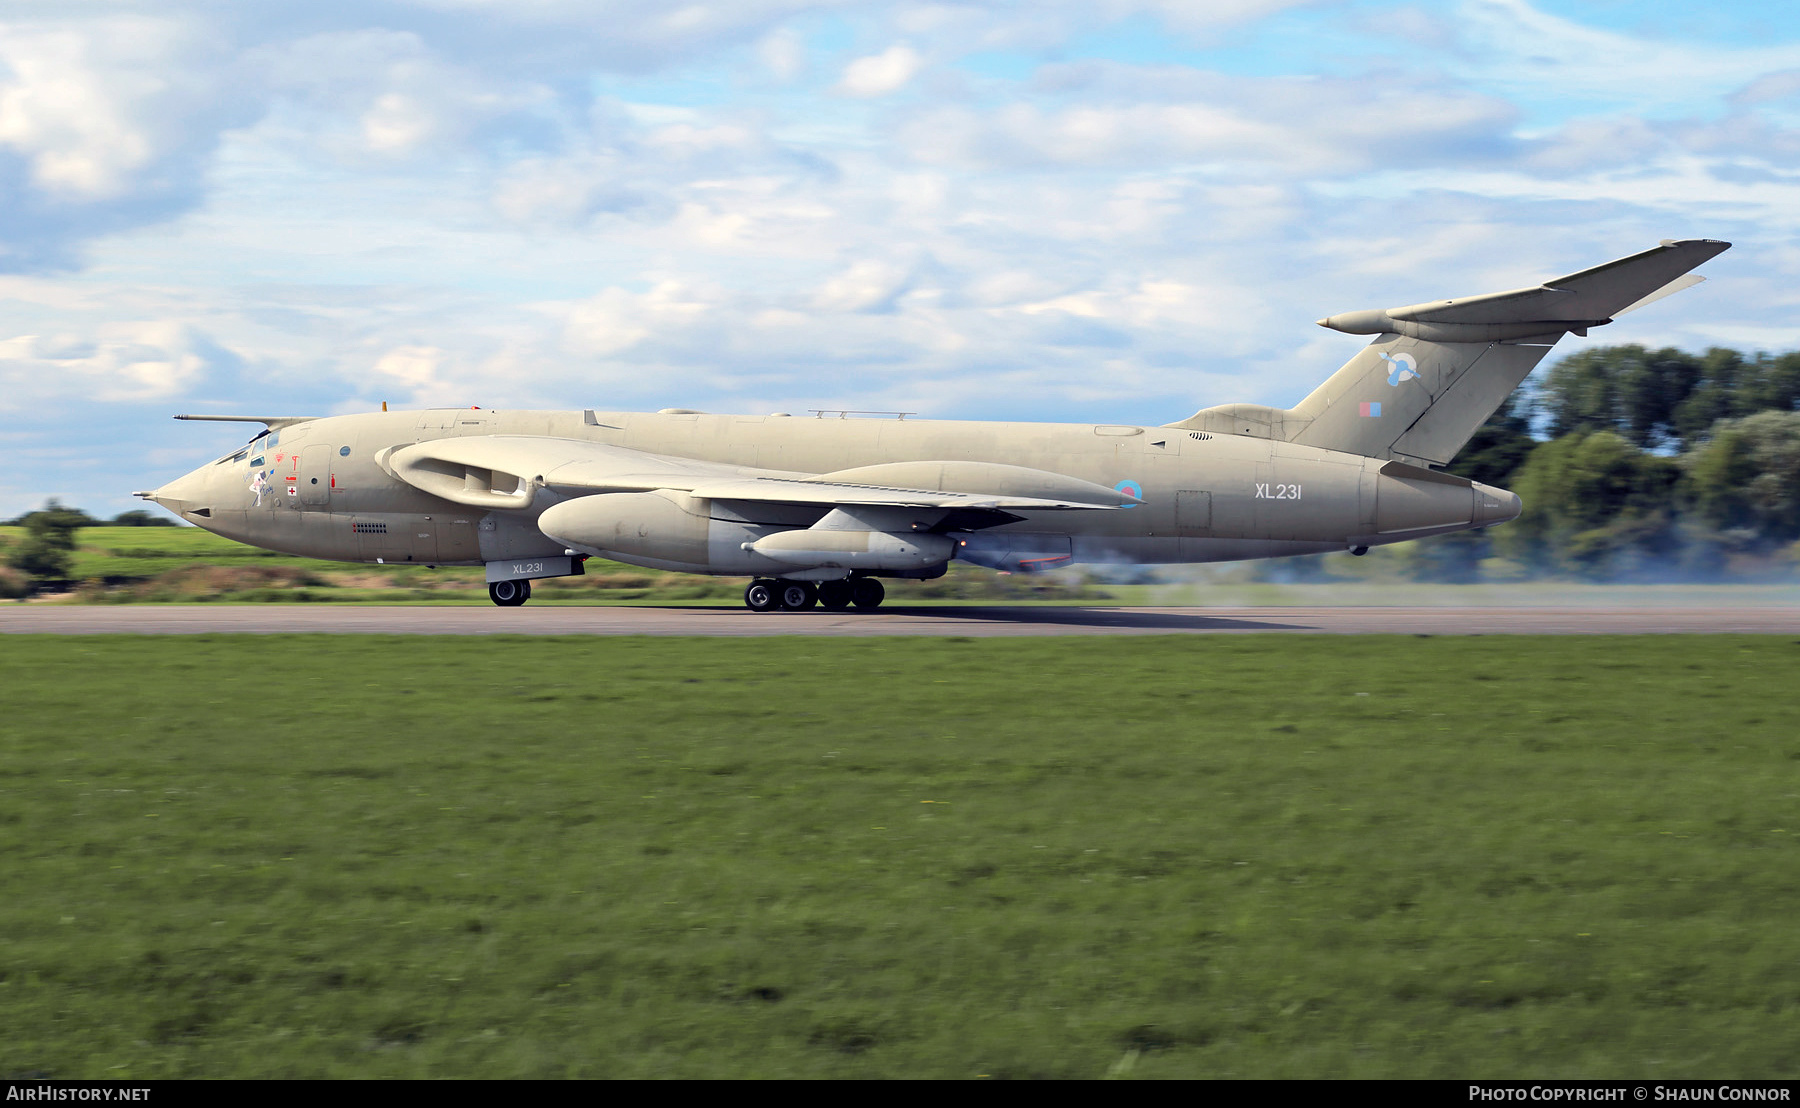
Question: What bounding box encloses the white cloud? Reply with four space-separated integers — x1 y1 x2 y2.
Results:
899 75 1516 174
1016 277 1270 346
1734 69 1800 106
0 321 211 406
389 0 845 71
837 45 924 97
879 0 1315 55
814 258 916 312
1520 116 1668 174
1134 0 1318 36
254 29 554 161
1 0 1796 519
0 17 227 200
372 345 449 393
562 283 714 357
492 154 631 224
1451 0 1800 114
758 27 806 82
360 93 441 153
644 120 763 154
669 201 755 247
0 31 148 198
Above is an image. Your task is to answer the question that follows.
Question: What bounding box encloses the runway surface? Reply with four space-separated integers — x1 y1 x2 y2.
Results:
4 604 1798 635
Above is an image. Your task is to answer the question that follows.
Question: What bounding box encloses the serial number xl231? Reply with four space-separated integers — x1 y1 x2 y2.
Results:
143 239 1730 611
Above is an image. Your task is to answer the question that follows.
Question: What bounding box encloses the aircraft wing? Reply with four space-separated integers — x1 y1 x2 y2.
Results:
684 477 1118 510
381 435 769 508
381 435 1127 511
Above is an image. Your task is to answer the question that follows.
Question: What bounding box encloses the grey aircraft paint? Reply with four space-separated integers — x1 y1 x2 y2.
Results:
143 239 1729 610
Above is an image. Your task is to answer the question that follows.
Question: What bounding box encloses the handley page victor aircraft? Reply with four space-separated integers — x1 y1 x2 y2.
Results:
143 239 1729 611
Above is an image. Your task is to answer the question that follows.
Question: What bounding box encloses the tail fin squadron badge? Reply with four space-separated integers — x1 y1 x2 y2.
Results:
1381 352 1420 386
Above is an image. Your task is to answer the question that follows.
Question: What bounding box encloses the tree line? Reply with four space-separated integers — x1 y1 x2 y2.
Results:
1 503 172 593
1436 345 1800 581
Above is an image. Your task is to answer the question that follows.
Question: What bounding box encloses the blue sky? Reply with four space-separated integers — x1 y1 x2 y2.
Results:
3 0 1798 518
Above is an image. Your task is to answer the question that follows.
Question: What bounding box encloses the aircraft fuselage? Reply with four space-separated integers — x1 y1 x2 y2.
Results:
149 406 1517 578
142 239 1735 610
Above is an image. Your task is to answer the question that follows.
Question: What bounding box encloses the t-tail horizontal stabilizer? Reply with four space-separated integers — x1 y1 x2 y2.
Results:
1169 238 1730 467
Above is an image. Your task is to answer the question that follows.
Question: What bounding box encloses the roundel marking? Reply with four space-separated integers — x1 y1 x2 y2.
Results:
1381 351 1421 386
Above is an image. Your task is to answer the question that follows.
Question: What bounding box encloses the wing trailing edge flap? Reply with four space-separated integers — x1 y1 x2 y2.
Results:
685 478 1119 511
809 460 1132 509
382 435 1131 512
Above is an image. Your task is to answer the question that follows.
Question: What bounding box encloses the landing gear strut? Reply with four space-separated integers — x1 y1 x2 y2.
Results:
489 579 531 607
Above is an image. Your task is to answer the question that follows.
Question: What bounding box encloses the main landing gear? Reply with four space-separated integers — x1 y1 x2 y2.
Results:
851 578 883 609
745 579 812 611
744 577 884 612
489 579 532 607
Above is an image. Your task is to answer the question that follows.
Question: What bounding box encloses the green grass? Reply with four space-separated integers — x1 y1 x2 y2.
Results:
0 526 1103 605
3 635 1799 1078
0 524 312 580
14 526 1800 607
0 525 728 601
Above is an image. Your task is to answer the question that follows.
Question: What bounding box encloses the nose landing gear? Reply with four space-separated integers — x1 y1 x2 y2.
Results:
489 579 531 607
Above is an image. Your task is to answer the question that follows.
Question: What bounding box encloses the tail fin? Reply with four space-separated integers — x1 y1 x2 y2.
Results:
1168 238 1731 466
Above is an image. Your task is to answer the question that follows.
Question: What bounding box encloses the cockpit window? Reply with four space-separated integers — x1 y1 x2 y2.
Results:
214 428 277 466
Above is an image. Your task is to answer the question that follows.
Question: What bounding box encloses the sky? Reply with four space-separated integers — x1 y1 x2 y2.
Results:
4 0 1800 519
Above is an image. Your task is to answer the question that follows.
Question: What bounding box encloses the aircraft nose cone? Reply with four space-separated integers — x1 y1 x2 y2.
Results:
147 467 214 520
1472 482 1522 525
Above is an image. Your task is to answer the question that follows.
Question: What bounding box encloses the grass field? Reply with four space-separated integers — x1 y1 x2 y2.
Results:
3 635 1798 1078
0 526 1100 605
7 526 1800 608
